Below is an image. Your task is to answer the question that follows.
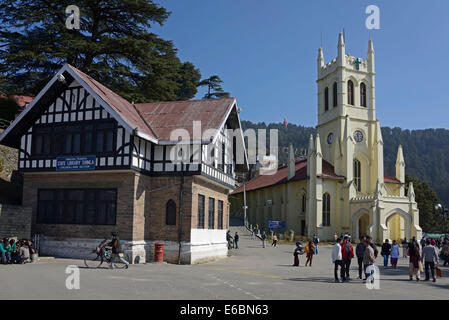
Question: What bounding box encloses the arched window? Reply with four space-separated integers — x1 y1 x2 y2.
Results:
166 199 177 225
347 80 354 105
354 159 361 192
333 82 338 107
301 193 307 214
360 83 367 107
324 87 329 111
322 193 330 226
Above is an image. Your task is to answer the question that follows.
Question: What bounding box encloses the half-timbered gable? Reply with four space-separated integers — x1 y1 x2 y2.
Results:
18 80 132 171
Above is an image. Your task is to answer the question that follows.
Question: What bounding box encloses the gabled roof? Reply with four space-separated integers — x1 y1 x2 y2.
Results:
0 64 246 165
232 161 401 194
135 98 236 143
232 159 344 194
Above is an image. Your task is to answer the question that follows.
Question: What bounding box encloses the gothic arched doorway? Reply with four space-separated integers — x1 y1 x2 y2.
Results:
386 213 405 242
358 214 370 239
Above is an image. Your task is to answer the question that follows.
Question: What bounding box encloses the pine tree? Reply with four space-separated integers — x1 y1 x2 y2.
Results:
198 75 230 99
0 0 201 102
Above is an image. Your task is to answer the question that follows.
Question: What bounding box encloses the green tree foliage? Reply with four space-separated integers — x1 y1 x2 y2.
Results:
198 75 230 99
405 174 443 232
0 0 201 102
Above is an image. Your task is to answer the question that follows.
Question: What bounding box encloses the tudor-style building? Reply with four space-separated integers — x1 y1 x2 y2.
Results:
0 64 247 264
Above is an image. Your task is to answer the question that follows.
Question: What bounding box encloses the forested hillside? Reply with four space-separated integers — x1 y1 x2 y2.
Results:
241 120 449 210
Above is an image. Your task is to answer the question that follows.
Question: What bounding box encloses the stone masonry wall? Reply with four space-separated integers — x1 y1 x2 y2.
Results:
0 204 32 239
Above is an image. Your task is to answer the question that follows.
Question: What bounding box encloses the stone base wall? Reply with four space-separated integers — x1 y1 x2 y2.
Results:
39 236 148 264
39 235 228 265
0 204 32 239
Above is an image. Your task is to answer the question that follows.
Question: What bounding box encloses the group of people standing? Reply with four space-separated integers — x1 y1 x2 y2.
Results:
226 231 239 249
0 237 34 264
331 235 447 283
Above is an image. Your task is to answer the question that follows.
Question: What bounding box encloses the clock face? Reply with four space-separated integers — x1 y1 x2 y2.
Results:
327 133 334 144
353 130 364 143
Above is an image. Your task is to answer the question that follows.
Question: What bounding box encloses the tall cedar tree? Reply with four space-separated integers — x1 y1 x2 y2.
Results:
198 75 230 99
0 0 201 102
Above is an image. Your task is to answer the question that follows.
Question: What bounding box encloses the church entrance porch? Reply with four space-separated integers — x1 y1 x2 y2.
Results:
385 212 405 242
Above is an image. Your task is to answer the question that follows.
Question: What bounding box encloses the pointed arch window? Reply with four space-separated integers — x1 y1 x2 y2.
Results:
360 83 367 107
354 159 361 192
301 193 307 214
166 199 177 225
322 193 331 226
348 80 354 105
324 87 329 111
333 82 338 107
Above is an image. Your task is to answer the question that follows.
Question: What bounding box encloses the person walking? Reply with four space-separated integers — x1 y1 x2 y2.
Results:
408 241 422 281
226 230 233 249
312 234 319 255
332 238 345 283
106 232 129 269
342 236 354 280
363 237 376 283
422 239 439 282
390 240 400 269
261 231 267 248
293 241 304 266
402 237 408 258
355 236 366 280
381 239 392 267
271 233 278 247
234 232 239 249
305 241 315 267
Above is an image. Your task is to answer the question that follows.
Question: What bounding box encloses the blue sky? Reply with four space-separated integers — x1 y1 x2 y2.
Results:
153 0 449 129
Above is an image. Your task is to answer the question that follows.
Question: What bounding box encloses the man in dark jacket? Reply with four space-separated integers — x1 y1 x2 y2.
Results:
107 232 129 269
355 236 366 279
381 239 392 267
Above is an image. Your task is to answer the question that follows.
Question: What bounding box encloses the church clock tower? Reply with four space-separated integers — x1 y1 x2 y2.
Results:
316 33 383 196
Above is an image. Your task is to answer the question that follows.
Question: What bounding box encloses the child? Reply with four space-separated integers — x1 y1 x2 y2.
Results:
305 241 316 266
293 241 304 266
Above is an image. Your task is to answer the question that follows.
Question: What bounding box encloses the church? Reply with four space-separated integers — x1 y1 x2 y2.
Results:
232 34 422 243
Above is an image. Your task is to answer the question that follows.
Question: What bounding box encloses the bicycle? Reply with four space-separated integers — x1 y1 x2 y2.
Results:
84 239 129 269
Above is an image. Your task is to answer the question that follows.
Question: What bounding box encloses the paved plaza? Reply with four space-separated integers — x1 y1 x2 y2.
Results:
1 227 448 300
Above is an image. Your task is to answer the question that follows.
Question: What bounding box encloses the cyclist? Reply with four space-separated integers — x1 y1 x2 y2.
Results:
106 232 129 269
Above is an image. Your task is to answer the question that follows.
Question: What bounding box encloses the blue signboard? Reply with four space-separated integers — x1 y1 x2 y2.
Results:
56 156 96 171
268 220 286 229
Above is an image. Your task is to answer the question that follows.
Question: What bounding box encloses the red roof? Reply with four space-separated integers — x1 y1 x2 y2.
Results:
232 159 344 194
70 65 157 140
69 64 235 142
135 98 235 141
233 161 402 194
384 175 401 184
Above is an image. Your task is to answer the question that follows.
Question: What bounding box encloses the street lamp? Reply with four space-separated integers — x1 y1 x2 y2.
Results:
435 203 449 237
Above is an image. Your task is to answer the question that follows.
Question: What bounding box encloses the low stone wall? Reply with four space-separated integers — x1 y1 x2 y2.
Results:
38 236 228 265
0 204 32 239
